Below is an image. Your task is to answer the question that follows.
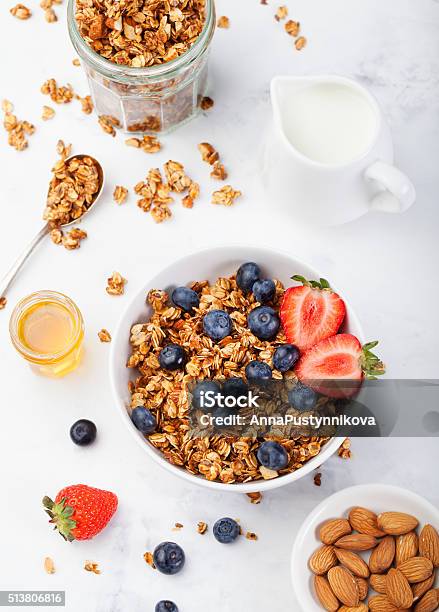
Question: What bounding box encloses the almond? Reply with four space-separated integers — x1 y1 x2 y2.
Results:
339 605 368 612
349 506 386 537
327 566 360 607
309 545 338 575
386 568 413 609
314 575 340 611
398 557 434 583
335 548 370 578
369 536 396 574
336 533 378 552
320 518 352 545
414 589 439 612
419 525 439 568
396 531 419 565
377 512 419 536
370 573 388 594
413 573 436 601
355 577 369 601
369 594 405 611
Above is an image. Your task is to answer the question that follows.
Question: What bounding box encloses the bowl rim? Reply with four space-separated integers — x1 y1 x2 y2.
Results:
109 245 364 493
290 483 439 609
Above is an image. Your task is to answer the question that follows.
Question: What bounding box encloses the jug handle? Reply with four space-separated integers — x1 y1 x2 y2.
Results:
364 161 416 213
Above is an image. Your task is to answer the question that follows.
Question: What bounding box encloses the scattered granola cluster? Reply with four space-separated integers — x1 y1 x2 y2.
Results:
126 275 330 484
113 185 129 205
50 226 88 250
41 79 74 104
211 185 242 207
134 161 199 222
126 135 161 154
44 141 100 249
106 271 127 296
74 0 207 67
98 329 112 343
274 5 288 21
0 297 7 311
197 521 208 534
2 99 35 151
44 557 55 575
274 5 307 50
41 79 94 115
98 114 121 137
200 96 214 111
42 105 56 121
84 561 100 574
76 94 93 115
198 142 228 180
217 15 230 29
246 492 263 504
143 551 155 569
10 3 31 19
40 0 63 23
338 437 352 459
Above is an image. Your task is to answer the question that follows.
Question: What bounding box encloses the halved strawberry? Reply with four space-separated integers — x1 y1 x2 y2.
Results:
294 334 385 398
280 276 346 351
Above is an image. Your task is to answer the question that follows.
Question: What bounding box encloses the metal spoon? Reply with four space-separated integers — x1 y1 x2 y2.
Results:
0 154 104 300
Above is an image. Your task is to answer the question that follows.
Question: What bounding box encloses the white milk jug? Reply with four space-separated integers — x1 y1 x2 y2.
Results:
264 75 416 225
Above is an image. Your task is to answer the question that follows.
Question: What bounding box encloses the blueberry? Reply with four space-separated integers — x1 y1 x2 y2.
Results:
153 542 185 575
236 262 260 293
69 419 97 446
257 441 289 470
247 306 280 341
213 517 240 544
245 360 272 383
192 380 221 411
223 377 248 400
252 279 276 304
273 344 300 372
203 310 232 341
171 287 199 313
131 407 157 434
288 382 318 411
159 344 186 371
155 602 178 612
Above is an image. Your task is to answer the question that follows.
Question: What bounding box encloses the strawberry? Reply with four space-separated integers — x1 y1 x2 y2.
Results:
43 484 118 541
294 334 385 398
280 276 346 352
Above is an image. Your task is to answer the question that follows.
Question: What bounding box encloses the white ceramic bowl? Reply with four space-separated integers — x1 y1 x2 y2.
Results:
291 483 439 611
109 246 363 493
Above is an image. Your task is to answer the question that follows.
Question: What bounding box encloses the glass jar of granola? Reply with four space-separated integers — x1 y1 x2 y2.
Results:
67 0 215 134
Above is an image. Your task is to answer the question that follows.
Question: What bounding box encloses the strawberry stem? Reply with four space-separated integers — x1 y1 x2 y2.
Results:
361 341 386 379
42 496 76 542
291 275 332 290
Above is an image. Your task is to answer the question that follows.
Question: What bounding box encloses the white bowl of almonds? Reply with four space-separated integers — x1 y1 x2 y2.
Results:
110 246 366 493
291 483 439 611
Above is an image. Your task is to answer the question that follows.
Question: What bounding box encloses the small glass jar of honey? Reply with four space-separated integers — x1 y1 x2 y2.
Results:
9 291 84 378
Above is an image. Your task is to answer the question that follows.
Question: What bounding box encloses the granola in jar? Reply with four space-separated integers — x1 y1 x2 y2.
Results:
67 0 216 134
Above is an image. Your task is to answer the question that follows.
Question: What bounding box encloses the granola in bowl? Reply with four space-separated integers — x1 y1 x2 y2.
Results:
127 273 331 484
113 248 381 491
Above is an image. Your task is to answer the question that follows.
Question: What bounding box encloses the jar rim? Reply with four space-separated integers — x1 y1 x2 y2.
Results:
67 0 215 82
9 290 84 363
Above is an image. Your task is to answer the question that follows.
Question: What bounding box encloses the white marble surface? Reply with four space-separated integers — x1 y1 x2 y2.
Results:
1 1 439 611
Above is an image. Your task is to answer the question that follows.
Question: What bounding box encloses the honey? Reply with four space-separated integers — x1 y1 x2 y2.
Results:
10 291 84 377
